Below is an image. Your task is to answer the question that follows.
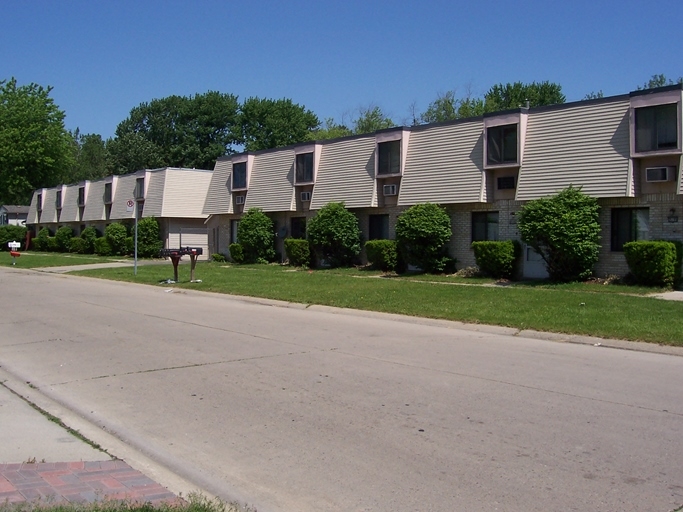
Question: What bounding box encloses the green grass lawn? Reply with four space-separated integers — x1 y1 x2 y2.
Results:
72 262 683 346
0 251 120 268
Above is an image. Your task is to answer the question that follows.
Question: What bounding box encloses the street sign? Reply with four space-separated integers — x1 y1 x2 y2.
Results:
7 241 21 250
126 199 134 212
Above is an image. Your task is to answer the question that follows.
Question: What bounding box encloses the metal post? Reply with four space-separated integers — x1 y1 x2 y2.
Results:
134 201 138 276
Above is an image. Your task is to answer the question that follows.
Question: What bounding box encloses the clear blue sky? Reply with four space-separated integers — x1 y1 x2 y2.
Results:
2 0 682 139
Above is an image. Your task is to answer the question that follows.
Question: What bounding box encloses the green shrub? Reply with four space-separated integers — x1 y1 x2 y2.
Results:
137 217 164 257
395 203 452 273
284 238 311 267
54 226 74 252
624 241 676 288
211 253 226 263
125 236 134 256
0 225 27 251
517 186 600 282
69 237 87 254
229 243 244 263
365 239 398 272
80 227 99 254
105 222 127 255
307 202 361 267
236 208 275 263
471 240 520 279
33 227 51 251
668 240 683 289
93 236 113 256
47 237 59 252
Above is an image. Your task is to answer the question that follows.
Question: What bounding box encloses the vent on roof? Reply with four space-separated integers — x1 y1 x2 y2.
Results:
383 184 397 196
645 166 675 182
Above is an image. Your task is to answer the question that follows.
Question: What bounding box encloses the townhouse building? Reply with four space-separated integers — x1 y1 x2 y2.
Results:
27 167 213 259
203 84 683 278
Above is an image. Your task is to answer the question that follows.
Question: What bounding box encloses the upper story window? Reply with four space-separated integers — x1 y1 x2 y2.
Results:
232 162 247 190
37 194 43 212
295 153 314 184
487 124 518 166
77 187 85 206
104 183 113 204
635 103 678 153
55 190 62 209
377 140 401 175
135 177 145 200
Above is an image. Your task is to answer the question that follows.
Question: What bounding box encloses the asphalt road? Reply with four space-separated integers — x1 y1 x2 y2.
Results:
1 267 682 512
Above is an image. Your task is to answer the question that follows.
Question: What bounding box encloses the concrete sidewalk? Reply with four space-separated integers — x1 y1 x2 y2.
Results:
0 383 179 505
34 259 172 274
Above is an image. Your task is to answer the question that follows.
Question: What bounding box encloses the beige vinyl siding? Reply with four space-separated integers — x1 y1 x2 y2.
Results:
109 174 138 220
83 180 107 221
143 171 165 218
311 136 376 209
167 219 209 260
161 169 212 218
203 159 233 214
517 99 630 200
399 122 485 205
27 192 40 225
60 184 80 223
245 151 295 212
40 188 58 224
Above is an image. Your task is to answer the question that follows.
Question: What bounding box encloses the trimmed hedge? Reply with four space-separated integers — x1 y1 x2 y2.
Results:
211 253 226 263
284 238 311 267
236 208 275 263
0 225 27 251
471 240 520 279
365 239 398 272
69 237 87 254
396 203 452 273
33 228 51 251
624 241 676 288
94 236 113 256
47 237 59 252
55 226 74 252
105 223 127 256
80 227 99 254
136 217 164 258
229 243 244 263
307 202 361 267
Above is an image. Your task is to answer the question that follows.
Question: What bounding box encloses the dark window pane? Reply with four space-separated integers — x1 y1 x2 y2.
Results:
378 140 400 175
635 103 678 152
472 212 499 242
487 124 518 165
232 162 247 189
291 217 307 239
296 153 314 183
369 214 389 240
611 208 649 251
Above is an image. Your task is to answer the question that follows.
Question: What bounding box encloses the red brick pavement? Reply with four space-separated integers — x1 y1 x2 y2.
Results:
0 460 181 505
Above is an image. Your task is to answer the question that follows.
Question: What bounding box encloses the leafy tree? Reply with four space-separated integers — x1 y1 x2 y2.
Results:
583 91 604 100
638 74 683 90
395 203 453 273
0 78 74 204
517 186 600 282
80 226 99 253
236 208 275 263
484 81 565 111
54 226 74 252
238 97 320 152
420 91 485 124
104 222 128 256
353 106 395 134
307 202 361 267
109 91 240 173
0 225 27 251
68 130 109 182
309 117 353 140
136 217 163 257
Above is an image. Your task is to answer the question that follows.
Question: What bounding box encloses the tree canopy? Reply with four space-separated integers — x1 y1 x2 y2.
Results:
0 78 74 204
67 129 109 183
638 74 683 90
352 105 395 134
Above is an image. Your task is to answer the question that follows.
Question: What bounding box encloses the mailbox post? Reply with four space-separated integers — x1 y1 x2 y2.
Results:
8 241 21 265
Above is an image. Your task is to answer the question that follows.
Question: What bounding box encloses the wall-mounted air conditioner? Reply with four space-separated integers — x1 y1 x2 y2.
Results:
235 195 245 205
300 191 311 202
383 184 397 196
645 166 675 182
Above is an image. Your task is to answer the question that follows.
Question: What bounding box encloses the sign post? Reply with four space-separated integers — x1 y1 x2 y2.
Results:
126 199 138 275
8 241 20 265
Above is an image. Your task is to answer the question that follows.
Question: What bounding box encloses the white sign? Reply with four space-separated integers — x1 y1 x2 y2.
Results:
8 241 20 250
126 199 134 213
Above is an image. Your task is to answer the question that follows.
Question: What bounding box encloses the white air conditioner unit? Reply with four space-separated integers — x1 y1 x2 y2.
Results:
645 166 675 182
300 191 311 202
235 195 245 205
383 184 397 196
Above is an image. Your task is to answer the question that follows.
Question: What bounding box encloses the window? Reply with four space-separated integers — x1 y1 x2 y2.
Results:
295 153 314 183
369 214 390 240
611 208 649 251
487 124 518 165
377 140 400 175
232 162 247 189
472 212 499 242
635 103 678 152
77 187 85 206
135 177 145 199
104 183 112 204
230 219 240 244
497 176 516 190
37 194 43 212
291 217 307 239
55 191 62 209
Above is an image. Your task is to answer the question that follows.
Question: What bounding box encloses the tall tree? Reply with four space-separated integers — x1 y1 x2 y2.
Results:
638 74 683 90
238 97 320 152
483 81 565 111
353 105 395 134
309 117 353 140
109 91 240 173
67 129 109 182
0 78 74 204
420 90 486 124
